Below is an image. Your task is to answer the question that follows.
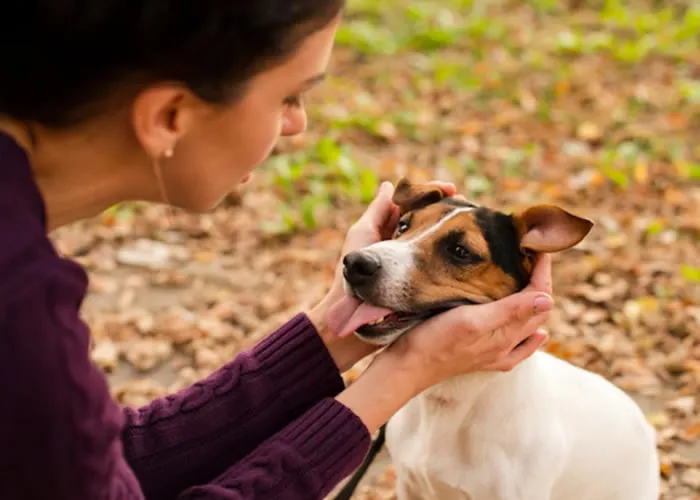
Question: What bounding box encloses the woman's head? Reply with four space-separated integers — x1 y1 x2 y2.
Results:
0 1 344 213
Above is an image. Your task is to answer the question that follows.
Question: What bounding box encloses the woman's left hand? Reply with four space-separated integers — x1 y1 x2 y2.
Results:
308 179 457 372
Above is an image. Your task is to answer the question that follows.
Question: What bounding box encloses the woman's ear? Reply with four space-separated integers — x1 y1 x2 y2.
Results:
130 84 195 158
513 204 594 253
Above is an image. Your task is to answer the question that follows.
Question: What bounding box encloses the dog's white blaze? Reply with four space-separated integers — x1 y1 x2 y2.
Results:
361 207 475 310
403 207 475 245
359 239 413 307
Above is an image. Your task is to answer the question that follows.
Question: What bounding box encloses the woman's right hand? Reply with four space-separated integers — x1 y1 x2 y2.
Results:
335 253 554 434
383 253 554 394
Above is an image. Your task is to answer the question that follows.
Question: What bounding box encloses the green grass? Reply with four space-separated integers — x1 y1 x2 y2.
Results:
334 0 699 60
260 0 699 234
680 264 700 283
261 138 378 234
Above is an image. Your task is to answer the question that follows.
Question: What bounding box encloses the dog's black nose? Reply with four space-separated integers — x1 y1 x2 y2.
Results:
343 252 381 287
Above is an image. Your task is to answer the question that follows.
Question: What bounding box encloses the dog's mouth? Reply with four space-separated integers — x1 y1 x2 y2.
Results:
355 307 449 337
327 294 476 342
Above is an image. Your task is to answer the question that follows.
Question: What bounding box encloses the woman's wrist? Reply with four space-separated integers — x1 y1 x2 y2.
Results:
307 300 375 373
334 353 420 435
307 301 330 339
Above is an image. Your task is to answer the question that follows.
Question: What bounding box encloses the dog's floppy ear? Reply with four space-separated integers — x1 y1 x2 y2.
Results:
514 204 594 253
392 178 447 215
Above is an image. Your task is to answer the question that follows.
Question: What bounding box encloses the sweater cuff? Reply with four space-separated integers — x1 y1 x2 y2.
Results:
278 398 372 489
181 398 373 499
251 312 346 403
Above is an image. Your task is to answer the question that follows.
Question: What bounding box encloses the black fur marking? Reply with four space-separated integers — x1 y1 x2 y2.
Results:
474 209 529 291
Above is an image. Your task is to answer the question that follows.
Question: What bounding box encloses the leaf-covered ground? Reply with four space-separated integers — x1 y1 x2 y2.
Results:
52 1 699 498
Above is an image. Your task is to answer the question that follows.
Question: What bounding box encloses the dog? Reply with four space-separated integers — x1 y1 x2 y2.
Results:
333 178 660 500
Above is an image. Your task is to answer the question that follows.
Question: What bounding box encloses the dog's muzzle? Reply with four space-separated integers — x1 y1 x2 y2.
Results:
343 252 381 288
341 250 480 343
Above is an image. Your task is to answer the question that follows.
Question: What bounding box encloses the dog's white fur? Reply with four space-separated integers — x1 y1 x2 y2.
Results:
356 207 661 500
386 353 660 500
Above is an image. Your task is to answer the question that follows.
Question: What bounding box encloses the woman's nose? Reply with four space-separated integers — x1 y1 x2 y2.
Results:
281 107 307 137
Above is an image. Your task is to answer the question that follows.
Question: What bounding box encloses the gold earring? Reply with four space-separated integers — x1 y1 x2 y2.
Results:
152 146 176 223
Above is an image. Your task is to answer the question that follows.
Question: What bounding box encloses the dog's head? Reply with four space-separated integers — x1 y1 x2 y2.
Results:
336 178 594 345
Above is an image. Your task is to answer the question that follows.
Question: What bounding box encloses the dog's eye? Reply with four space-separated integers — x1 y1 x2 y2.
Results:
450 244 471 260
396 220 410 235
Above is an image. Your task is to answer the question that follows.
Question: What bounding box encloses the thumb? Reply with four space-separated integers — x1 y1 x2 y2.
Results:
462 290 554 332
359 181 397 230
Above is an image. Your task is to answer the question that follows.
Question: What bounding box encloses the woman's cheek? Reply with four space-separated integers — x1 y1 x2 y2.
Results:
229 110 283 176
253 116 285 166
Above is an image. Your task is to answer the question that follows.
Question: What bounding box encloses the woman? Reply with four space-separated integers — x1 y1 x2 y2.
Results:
0 2 554 499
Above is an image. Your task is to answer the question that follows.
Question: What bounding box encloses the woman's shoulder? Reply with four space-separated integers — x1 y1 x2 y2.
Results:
0 131 68 302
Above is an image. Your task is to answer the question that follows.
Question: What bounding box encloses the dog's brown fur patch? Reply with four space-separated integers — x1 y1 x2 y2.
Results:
395 207 519 309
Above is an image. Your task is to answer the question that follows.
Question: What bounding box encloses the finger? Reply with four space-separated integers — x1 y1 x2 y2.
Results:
497 329 549 371
356 181 396 230
379 205 401 240
426 180 457 197
504 311 551 351
458 290 554 333
528 253 553 295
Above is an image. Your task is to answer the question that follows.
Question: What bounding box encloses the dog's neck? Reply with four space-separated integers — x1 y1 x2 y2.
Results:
417 354 538 416
414 276 538 412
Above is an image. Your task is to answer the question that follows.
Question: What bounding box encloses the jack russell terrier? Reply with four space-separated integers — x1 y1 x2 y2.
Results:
332 178 660 500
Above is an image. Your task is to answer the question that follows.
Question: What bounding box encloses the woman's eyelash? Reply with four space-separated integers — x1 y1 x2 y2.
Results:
283 94 303 107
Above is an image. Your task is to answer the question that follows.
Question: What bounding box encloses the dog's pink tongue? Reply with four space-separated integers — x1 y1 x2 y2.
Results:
327 296 394 338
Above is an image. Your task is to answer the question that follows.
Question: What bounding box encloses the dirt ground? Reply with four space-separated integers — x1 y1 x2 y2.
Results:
51 1 698 498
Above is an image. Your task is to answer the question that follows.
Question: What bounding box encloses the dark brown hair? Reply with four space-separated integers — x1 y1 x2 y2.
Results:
0 1 345 128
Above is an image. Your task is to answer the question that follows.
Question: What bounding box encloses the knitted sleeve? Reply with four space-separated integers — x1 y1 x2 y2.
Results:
0 252 370 500
123 313 359 499
0 133 147 499
0 131 371 499
0 256 144 500
176 399 371 499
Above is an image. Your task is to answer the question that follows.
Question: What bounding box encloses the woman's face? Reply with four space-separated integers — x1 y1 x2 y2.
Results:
136 16 341 212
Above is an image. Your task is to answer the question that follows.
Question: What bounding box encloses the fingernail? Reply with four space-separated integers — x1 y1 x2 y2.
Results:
534 294 554 314
376 181 392 196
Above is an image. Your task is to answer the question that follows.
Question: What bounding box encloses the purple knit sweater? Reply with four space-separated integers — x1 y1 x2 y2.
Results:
0 131 371 499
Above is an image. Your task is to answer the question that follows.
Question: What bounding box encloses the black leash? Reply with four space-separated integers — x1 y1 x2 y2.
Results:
333 299 477 499
333 423 387 500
